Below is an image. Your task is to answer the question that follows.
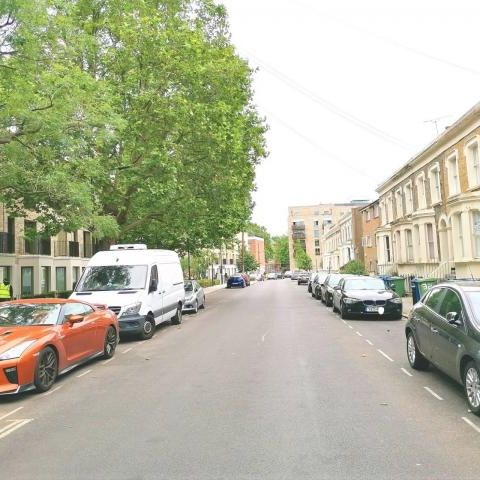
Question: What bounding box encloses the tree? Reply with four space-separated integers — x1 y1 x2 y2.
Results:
272 235 290 270
237 250 259 273
340 260 367 275
294 241 312 270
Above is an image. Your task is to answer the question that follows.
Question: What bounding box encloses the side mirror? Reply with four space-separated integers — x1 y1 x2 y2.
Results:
149 280 157 293
67 314 84 325
390 284 396 291
446 311 461 325
333 285 341 290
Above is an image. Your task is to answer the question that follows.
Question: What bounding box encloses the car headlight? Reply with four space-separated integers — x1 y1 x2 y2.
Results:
0 340 37 361
343 297 360 304
390 297 402 304
120 302 142 317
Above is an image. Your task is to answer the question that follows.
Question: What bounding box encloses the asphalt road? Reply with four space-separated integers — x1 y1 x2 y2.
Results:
1 280 480 479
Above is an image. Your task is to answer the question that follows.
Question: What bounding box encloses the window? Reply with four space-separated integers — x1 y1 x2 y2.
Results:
21 266 34 297
466 139 480 188
438 289 463 319
315 248 321 256
373 203 379 218
385 236 391 263
424 287 445 312
314 220 319 226
416 173 427 209
472 211 480 258
41 266 50 294
56 267 67 292
404 182 413 214
314 240 320 247
366 209 371 221
446 153 460 197
429 164 442 204
454 213 464 258
314 230 320 238
426 224 435 260
395 189 403 219
405 229 413 262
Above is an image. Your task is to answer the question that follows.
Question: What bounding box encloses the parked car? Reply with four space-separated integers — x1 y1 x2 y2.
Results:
71 244 184 340
405 281 480 415
227 274 246 288
284 271 292 278
321 274 354 306
267 272 277 280
312 272 329 299
241 273 251 286
0 299 119 395
182 280 206 313
291 271 302 280
307 272 317 293
297 272 310 285
332 276 402 320
276 272 284 279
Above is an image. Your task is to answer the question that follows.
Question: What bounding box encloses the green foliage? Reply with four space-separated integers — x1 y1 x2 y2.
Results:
340 260 367 275
0 1 267 246
272 235 290 269
237 250 259 272
197 278 220 288
294 241 312 271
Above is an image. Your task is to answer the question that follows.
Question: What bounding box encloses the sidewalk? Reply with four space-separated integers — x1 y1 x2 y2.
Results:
402 295 414 319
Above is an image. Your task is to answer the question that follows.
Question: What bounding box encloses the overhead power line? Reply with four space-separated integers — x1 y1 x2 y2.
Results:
242 48 412 151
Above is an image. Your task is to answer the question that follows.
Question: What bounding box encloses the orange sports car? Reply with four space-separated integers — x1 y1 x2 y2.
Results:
0 298 119 395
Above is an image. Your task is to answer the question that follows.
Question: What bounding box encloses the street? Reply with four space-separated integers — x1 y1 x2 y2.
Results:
1 280 480 479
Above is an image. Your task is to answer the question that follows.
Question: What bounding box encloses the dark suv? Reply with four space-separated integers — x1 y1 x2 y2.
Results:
406 281 480 415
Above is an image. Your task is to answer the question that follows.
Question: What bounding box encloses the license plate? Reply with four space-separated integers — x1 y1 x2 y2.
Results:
365 306 379 312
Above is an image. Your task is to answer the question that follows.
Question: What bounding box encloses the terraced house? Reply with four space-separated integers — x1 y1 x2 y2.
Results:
376 101 480 278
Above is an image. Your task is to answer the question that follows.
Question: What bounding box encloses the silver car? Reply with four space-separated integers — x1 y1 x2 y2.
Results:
182 280 206 313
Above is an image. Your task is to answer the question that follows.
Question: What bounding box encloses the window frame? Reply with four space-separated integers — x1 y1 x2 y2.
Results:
429 163 442 205
465 137 480 189
446 151 460 197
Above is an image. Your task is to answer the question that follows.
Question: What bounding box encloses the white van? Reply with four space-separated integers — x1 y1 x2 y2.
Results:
70 244 185 340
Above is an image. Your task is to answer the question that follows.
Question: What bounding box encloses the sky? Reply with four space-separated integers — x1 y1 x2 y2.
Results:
218 0 480 236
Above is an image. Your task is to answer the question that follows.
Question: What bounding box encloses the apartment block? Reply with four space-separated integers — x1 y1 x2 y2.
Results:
359 200 380 274
247 236 266 273
376 101 480 278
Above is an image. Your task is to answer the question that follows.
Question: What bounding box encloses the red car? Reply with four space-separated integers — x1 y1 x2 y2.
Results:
0 299 119 395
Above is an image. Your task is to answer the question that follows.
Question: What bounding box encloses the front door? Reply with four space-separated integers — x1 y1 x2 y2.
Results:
149 265 163 324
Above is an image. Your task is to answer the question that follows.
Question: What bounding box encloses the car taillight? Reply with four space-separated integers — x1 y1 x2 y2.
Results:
4 366 18 384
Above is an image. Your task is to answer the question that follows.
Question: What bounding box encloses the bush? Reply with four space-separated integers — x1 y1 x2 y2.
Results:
197 279 221 288
340 260 367 275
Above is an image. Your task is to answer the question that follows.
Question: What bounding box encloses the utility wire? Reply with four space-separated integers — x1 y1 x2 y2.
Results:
242 48 412 150
290 0 480 76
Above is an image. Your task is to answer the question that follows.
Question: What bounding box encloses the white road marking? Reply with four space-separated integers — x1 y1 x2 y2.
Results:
42 386 63 396
356 331 363 337
401 368 413 377
0 407 23 421
76 369 92 378
377 349 394 362
102 358 115 365
462 416 480 433
348 325 353 329
261 329 270 343
424 387 443 400
122 347 133 354
365 339 374 346
0 419 33 439
341 320 347 324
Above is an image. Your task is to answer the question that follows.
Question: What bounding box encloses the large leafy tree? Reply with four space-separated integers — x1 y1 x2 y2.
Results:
0 0 267 246
294 240 312 271
272 235 290 270
247 222 273 261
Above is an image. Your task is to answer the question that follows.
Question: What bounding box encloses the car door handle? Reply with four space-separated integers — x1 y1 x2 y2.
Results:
430 327 438 334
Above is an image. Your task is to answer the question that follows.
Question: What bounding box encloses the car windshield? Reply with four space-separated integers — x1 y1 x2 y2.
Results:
344 278 386 290
327 275 342 286
0 303 62 326
184 282 194 292
76 265 148 292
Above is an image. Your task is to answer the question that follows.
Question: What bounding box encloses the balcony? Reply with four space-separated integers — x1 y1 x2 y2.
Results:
54 241 80 257
0 232 15 253
23 238 51 255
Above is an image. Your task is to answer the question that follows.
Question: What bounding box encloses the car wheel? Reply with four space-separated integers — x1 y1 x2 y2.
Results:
325 294 332 307
464 361 480 415
139 315 155 340
171 305 182 325
406 332 429 370
242 282 245 288
308 285 312 293
103 326 118 358
340 302 350 320
34 346 58 393
200 296 206 309
332 300 338 312
193 300 199 314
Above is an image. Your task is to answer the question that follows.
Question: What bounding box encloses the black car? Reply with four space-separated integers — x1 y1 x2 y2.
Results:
332 276 402 320
405 281 480 415
321 274 353 306
297 273 310 285
312 272 328 299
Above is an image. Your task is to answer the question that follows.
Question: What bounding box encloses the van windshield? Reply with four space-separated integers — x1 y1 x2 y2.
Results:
76 266 148 292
